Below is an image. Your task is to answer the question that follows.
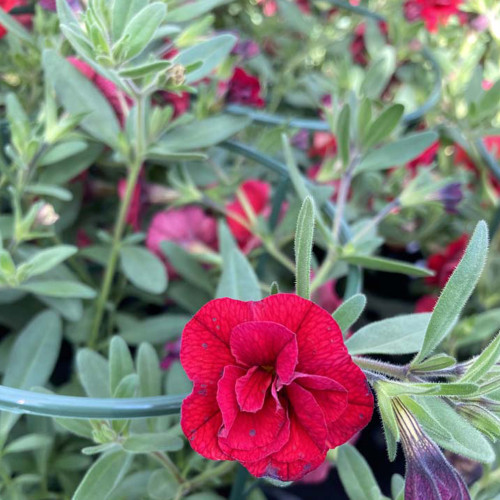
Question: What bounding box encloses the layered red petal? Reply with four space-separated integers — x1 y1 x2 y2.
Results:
235 366 272 412
180 382 227 460
230 320 298 384
217 365 290 462
180 298 253 383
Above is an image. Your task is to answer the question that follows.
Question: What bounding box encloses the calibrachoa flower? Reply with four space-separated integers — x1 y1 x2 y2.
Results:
69 57 132 125
257 0 310 16
350 22 388 66
223 67 265 108
226 179 271 252
415 294 438 313
146 206 217 276
40 0 81 11
403 0 465 33
395 399 470 499
180 293 374 481
426 234 468 288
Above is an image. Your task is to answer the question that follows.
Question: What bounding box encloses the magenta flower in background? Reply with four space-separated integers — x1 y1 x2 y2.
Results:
146 206 217 276
40 0 81 11
223 67 266 108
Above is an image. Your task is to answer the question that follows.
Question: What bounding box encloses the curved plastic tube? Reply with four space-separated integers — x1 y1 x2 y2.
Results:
0 386 184 420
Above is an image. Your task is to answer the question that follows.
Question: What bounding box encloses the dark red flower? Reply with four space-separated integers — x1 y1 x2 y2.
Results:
157 91 190 119
161 338 182 371
406 141 440 175
308 132 338 159
415 294 438 313
403 0 464 32
224 67 265 108
350 22 388 66
226 180 271 252
426 234 468 288
180 294 373 481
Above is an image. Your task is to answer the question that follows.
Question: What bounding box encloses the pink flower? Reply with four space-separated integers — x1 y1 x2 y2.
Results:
146 206 217 276
415 295 438 313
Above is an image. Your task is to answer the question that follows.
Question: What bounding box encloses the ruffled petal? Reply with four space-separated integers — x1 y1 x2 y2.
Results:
236 366 272 412
320 356 374 447
218 367 290 462
230 320 298 384
180 298 253 383
293 373 349 439
180 382 227 460
252 294 347 376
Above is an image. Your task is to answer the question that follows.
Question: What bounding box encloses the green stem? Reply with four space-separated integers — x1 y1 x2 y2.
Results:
88 94 146 348
152 451 185 484
353 356 408 379
177 461 235 498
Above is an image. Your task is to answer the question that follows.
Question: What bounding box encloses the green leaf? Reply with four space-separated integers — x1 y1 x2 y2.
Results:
361 47 396 99
122 433 183 453
341 254 433 277
416 397 495 463
346 313 431 355
118 60 171 79
137 343 162 397
0 7 34 44
356 131 439 173
111 0 144 41
55 418 93 439
363 104 404 149
294 197 315 300
337 444 383 500
73 451 131 500
270 281 280 295
216 222 261 301
461 332 500 383
42 50 120 149
38 141 88 166
161 242 213 294
76 348 111 398
148 469 177 500
382 381 478 397
24 184 73 201
120 246 168 295
4 434 52 455
118 314 188 345
175 34 237 83
413 221 488 365
166 0 231 22
166 361 192 395
410 353 456 372
17 245 77 280
0 311 62 436
332 293 366 334
109 336 135 395
3 311 62 390
19 280 96 299
114 3 166 60
375 385 399 461
153 115 250 153
113 373 139 399
398 396 451 441
476 80 500 120
337 104 351 167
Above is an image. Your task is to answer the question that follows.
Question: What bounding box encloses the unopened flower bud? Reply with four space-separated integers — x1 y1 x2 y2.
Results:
35 204 59 227
168 64 185 86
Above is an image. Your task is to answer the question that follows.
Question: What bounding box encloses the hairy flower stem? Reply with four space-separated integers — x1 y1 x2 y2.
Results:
152 451 184 484
88 93 146 348
176 461 236 499
353 356 408 379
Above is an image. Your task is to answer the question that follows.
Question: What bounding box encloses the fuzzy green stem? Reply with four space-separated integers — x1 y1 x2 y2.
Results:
88 94 146 348
353 356 408 379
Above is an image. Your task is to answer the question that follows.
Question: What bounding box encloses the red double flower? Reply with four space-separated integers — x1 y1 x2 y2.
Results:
180 293 373 481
